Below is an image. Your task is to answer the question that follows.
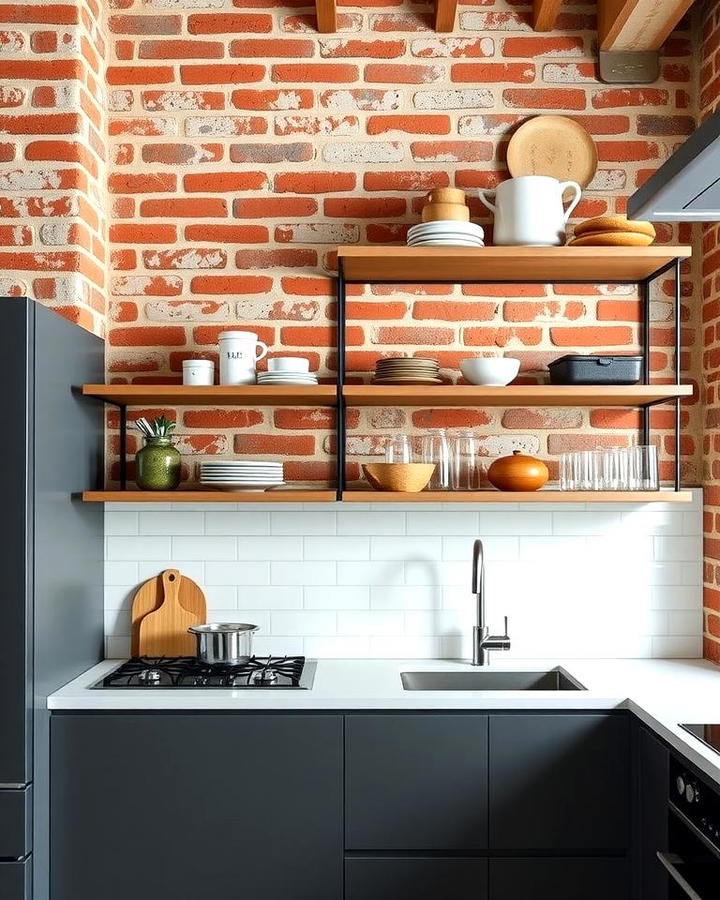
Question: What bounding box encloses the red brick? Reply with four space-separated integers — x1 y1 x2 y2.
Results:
0 113 81 134
183 409 264 428
190 275 272 295
281 276 333 296
412 141 493 162
502 408 583 429
234 434 315 455
139 39 223 59
503 301 584 322
180 64 265 84
107 65 174 85
184 172 267 192
593 88 669 108
110 223 177 243
550 326 634 346
235 249 317 269
0 142 14 161
110 301 138 323
342 300 408 320
275 172 356 194
452 62 535 83
141 198 227 218
274 409 345 430
272 63 358 83
0 224 31 246
464 327 543 347
108 15 181 33
503 88 586 109
363 171 449 191
233 197 318 217
324 197 405 218
185 224 268 243
597 300 642 322
0 4 78 24
231 89 313 110
143 248 227 269
141 143 223 164
281 325 364 346
368 114 450 135
142 90 225 111
30 30 56 52
188 13 272 33
230 38 314 58
365 63 442 83
108 173 176 193
548 434 630 453
109 326 186 347
597 140 659 162
412 409 491 428
413 301 496 321
373 326 454 345
502 36 584 56
320 39 405 58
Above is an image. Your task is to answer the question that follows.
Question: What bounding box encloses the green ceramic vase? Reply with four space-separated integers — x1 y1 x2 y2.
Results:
135 436 181 491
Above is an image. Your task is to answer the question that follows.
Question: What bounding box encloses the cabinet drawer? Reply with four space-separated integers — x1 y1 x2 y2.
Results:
0 788 30 859
345 715 488 850
346 857 488 900
490 858 629 900
489 714 630 850
0 859 31 900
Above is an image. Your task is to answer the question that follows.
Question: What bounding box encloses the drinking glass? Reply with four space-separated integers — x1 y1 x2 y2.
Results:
451 430 480 491
385 435 412 464
422 428 451 491
559 453 575 491
629 444 659 491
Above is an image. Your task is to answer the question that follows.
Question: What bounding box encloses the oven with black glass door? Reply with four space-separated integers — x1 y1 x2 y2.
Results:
661 757 720 900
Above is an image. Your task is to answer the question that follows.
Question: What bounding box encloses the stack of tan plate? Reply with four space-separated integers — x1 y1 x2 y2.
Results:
568 215 656 247
372 358 442 385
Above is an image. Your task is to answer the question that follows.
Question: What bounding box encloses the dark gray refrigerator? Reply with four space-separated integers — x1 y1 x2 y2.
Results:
0 298 104 900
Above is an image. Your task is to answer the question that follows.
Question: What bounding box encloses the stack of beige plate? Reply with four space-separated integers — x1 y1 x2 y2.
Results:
568 215 656 247
372 358 442 385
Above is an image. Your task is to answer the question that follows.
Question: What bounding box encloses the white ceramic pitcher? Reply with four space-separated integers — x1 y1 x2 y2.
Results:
478 175 582 246
218 330 268 385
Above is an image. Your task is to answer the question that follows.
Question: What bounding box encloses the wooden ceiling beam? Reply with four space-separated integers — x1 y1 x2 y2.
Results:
532 0 563 31
435 0 458 32
598 0 695 51
315 0 336 34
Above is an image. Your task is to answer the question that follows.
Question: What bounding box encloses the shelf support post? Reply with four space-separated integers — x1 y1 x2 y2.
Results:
674 257 682 491
119 403 128 491
640 277 650 446
336 261 347 501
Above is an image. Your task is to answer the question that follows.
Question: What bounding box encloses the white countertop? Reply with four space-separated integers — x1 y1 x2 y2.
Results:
48 656 720 785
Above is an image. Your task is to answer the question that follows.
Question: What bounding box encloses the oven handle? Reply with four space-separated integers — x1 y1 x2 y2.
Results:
657 852 707 900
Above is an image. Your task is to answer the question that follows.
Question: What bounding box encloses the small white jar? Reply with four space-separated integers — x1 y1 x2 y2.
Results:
182 359 215 386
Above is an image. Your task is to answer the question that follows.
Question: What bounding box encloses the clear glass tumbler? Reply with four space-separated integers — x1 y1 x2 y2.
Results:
385 435 412 464
559 452 575 491
629 444 659 491
451 430 480 491
422 428 451 491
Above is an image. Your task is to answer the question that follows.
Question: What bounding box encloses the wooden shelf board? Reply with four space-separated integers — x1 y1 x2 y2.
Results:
82 489 337 503
82 384 337 407
343 384 693 408
342 490 693 503
337 245 691 284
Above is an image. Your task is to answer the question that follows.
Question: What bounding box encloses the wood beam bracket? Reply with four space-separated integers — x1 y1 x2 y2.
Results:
598 49 660 84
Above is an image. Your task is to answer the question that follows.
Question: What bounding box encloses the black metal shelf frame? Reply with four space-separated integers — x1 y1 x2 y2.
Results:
334 256 685 501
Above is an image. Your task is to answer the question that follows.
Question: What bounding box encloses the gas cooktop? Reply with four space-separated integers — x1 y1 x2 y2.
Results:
97 656 315 689
680 723 720 755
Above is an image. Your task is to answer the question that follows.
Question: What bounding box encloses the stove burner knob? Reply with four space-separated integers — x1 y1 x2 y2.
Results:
138 669 162 686
676 775 686 796
685 782 699 804
252 668 279 685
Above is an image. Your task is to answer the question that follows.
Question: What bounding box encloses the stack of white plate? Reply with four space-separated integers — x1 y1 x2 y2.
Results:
407 221 485 248
200 460 284 492
257 372 318 386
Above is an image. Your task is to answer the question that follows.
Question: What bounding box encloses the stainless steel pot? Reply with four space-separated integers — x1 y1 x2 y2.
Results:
188 623 258 666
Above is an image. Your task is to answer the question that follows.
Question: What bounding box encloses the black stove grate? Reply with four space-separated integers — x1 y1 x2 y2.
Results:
101 656 307 689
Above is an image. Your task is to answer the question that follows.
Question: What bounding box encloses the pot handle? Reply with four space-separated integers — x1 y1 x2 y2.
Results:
477 189 496 213
559 181 582 222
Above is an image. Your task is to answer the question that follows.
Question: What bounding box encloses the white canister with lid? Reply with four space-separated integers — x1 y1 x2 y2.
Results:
218 331 269 385
182 359 215 386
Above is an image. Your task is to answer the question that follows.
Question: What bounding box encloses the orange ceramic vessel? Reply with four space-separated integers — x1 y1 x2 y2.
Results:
487 450 549 492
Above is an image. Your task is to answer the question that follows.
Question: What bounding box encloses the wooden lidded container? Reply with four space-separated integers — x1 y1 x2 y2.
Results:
422 188 470 223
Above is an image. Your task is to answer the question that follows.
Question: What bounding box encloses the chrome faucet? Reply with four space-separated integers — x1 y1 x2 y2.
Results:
471 539 511 666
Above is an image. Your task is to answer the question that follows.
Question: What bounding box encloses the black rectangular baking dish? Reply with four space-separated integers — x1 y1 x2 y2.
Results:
548 354 643 385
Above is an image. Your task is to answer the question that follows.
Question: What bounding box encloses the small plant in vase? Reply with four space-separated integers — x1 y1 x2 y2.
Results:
134 416 181 491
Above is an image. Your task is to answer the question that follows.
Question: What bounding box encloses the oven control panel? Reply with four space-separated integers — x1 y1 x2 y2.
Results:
670 757 720 849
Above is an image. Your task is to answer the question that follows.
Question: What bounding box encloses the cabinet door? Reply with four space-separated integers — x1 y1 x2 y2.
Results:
0 860 31 900
489 714 630 850
345 714 488 849
346 858 488 900
637 726 668 900
52 714 342 900
490 858 629 900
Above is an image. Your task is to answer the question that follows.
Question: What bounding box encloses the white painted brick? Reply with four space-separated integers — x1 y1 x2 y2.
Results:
213 609 270 631
203 586 237 609
104 585 134 611
621 509 685 535
650 586 702 610
337 511 406 535
107 536 171 561
338 561 404 586
139 511 205 535
370 635 444 657
552 511 622 535
655 536 703 561
137 560 205 584
305 536 369 560
370 536 442 560
205 562 270 586
237 586 303 610
478 511 552 535
337 610 403 635
237 536 303 561
667 611 703 636
271 611 336 636
407 511 479 535
272 511 336 535
253 635 304 656
442 536 518 561
271 561 336 586
304 636 370 657
305 586 369 609
106 562 139 585
371 585 441 610
205 511 271 535
322 141 404 164
106 636 131 659
171 536 236 561
651 636 702 658
105 609 130 636
106 511 138 536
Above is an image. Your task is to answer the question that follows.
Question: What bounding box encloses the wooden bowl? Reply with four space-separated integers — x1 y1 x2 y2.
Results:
362 463 436 493
487 451 549 492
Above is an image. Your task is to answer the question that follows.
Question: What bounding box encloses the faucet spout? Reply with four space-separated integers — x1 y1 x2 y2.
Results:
471 538 511 666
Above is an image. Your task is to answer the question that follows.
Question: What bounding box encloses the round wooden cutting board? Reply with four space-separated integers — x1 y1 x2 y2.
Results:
506 115 598 188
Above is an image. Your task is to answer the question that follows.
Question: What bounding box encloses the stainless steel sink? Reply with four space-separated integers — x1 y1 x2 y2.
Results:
400 667 585 692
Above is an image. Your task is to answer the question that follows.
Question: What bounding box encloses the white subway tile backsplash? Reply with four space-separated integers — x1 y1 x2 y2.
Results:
103 492 704 659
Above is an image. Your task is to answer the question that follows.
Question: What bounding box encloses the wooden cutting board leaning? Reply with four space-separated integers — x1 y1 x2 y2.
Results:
131 568 207 656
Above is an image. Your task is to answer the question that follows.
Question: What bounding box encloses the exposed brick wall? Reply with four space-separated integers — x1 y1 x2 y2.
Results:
0 0 107 335
103 0 703 489
701 0 720 663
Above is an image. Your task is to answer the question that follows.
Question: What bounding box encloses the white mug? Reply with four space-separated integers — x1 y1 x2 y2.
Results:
218 330 268 385
268 357 310 374
182 359 214 386
478 175 582 246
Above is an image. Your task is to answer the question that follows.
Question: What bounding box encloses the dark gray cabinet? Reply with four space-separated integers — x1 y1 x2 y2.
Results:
0 860 30 900
490 858 629 900
346 858 488 900
637 726 668 900
345 714 488 849
489 714 630 850
51 714 343 900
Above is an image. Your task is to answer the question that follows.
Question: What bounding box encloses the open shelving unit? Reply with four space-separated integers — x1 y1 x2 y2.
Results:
82 245 694 505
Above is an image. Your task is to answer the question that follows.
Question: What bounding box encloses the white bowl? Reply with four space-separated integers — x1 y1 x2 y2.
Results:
459 357 520 386
268 356 310 373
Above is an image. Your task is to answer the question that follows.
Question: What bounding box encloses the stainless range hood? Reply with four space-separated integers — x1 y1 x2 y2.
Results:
628 108 720 221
